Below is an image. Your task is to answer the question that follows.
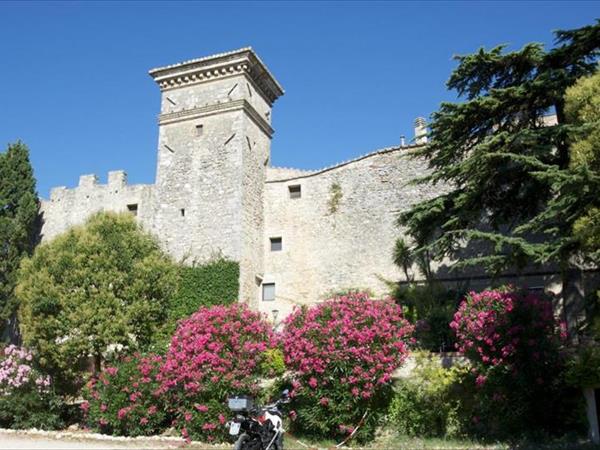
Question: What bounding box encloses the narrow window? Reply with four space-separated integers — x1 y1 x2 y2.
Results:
195 124 204 137
262 283 275 302
180 208 185 217
127 204 138 216
289 185 301 199
270 237 282 251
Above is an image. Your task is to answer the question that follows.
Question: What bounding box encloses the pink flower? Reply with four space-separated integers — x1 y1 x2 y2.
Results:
100 404 107 412
319 397 329 406
195 404 208 412
140 417 148 425
117 408 128 420
80 401 90 413
475 375 486 387
308 377 318 388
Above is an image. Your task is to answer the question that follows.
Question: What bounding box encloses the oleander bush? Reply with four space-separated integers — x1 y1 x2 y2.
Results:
157 303 278 442
450 287 583 439
82 353 168 436
0 345 64 430
282 292 413 442
82 303 278 441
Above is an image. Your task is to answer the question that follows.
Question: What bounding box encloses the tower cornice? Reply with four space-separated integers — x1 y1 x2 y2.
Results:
149 47 284 105
157 99 275 137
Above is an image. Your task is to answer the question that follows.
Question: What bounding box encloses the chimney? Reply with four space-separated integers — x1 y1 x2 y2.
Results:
414 117 428 145
400 135 406 147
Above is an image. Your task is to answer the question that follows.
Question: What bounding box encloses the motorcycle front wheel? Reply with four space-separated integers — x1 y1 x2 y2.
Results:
233 433 262 450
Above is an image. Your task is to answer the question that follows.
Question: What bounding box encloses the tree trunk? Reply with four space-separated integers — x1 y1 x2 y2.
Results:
93 353 102 374
561 261 585 342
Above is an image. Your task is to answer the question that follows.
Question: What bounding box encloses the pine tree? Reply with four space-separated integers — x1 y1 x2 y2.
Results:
398 21 600 330
0 141 40 340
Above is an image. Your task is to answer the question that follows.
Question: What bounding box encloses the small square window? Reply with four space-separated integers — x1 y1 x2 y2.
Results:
270 237 282 251
288 185 301 199
127 204 138 216
180 208 185 217
195 124 204 137
262 283 275 302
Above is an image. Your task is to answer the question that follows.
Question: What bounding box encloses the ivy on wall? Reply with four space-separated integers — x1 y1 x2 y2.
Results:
169 258 240 322
152 259 240 348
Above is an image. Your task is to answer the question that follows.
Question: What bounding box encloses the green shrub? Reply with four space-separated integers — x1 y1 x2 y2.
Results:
17 212 178 393
567 345 600 388
260 348 286 378
388 351 465 438
393 283 465 352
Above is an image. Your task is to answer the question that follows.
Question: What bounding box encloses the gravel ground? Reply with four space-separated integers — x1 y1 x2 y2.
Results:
0 429 223 449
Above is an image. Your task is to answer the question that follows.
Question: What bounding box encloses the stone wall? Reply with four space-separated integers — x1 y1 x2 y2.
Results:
40 171 154 242
261 146 436 318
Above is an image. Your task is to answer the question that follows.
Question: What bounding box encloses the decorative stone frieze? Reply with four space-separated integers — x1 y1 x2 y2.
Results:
149 47 284 105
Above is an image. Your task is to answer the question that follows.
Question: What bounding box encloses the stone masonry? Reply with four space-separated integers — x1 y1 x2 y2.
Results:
40 48 440 318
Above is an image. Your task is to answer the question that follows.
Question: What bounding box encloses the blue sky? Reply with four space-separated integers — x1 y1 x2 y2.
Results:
0 1 597 198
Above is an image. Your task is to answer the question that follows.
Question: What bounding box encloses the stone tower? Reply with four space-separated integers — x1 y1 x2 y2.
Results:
148 48 284 304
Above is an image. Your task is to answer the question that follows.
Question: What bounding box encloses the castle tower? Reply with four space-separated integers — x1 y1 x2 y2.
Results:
149 48 284 304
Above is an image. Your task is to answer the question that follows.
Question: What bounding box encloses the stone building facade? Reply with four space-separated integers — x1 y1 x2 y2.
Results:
39 48 443 319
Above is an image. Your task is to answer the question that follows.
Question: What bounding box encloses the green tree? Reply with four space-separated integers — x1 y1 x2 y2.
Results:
567 70 600 255
0 141 39 340
399 21 600 330
393 237 414 282
566 71 600 340
17 212 178 393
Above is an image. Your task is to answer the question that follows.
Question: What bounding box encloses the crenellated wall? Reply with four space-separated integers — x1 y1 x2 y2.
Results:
40 171 154 242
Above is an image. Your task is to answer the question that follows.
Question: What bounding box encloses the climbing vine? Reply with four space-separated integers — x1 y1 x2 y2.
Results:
328 182 343 214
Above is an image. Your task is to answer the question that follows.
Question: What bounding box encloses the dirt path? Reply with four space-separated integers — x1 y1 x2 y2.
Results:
0 430 222 449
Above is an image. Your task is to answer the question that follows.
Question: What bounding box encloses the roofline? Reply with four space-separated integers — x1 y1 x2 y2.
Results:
148 47 284 104
266 143 424 183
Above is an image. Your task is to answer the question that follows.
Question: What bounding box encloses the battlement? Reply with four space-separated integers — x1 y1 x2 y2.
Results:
49 170 153 202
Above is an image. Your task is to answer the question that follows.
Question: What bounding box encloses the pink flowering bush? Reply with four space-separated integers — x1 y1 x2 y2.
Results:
158 303 278 442
450 288 561 371
450 288 580 438
82 304 277 441
82 353 168 436
282 292 413 442
0 345 63 429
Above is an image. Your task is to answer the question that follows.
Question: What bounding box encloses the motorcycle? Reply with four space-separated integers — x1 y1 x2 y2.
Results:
227 390 290 450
